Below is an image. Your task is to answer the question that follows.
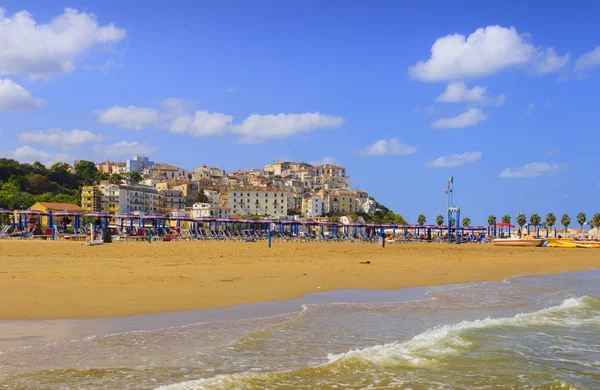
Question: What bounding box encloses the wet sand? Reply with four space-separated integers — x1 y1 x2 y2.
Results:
0 241 598 320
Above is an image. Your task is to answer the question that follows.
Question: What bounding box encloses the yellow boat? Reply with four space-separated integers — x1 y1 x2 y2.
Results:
547 239 600 248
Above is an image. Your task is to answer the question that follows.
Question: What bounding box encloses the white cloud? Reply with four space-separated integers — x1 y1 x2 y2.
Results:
94 141 157 158
0 8 126 78
409 25 568 82
0 78 44 110
435 81 504 105
96 100 344 143
544 148 559 157
358 138 417 156
575 46 600 71
233 113 343 143
82 59 124 74
431 108 487 129
522 103 535 119
96 105 160 130
18 128 103 148
426 151 482 168
498 162 568 179
2 145 68 166
310 156 339 165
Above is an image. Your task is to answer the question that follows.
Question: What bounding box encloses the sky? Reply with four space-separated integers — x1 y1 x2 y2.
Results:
0 0 599 224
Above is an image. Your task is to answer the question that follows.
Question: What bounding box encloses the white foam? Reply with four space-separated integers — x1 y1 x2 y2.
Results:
156 296 596 390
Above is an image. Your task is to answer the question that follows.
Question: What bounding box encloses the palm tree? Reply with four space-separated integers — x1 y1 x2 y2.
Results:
449 218 456 227
487 215 496 227
545 213 556 228
502 215 511 224
577 212 586 238
462 217 471 227
529 213 541 237
417 214 426 226
436 214 444 227
516 213 527 231
592 213 600 237
561 214 571 234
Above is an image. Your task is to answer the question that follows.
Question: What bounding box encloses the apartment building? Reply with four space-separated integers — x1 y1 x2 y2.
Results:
144 164 188 180
159 189 186 210
226 188 289 217
313 164 346 178
126 156 154 173
302 194 324 217
172 181 199 207
192 202 217 218
81 183 165 216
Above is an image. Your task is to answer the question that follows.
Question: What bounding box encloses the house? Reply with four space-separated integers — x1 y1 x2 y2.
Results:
29 202 83 226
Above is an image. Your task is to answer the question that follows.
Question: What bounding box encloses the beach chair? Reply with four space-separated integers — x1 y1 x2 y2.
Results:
0 225 10 239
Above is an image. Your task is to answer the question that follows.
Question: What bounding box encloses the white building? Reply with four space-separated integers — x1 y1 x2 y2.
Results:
227 188 289 217
302 194 324 217
192 202 217 218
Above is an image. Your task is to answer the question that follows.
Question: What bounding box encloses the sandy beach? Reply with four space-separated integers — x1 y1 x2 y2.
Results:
0 241 598 320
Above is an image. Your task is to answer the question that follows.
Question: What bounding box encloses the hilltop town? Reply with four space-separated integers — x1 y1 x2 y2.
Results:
83 156 382 221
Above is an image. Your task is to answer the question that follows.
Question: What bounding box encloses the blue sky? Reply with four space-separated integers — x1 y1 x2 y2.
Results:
0 0 599 224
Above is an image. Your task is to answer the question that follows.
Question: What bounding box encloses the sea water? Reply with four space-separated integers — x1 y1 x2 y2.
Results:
0 269 598 389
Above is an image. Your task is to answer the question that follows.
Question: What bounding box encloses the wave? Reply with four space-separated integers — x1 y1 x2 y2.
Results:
155 296 598 390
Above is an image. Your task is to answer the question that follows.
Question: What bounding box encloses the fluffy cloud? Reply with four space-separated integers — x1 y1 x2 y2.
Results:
409 25 568 82
0 8 126 78
94 141 157 158
233 113 343 144
575 46 600 71
498 162 568 179
431 108 487 129
2 145 68 166
521 103 535 119
96 106 160 130
0 79 44 110
425 151 482 168
18 128 103 148
435 82 504 105
96 100 344 143
358 138 417 156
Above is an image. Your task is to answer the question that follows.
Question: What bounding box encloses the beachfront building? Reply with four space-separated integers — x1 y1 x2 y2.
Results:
226 188 289 217
82 183 165 216
29 202 84 227
302 194 324 217
326 189 357 215
126 156 154 173
192 202 217 218
159 189 186 210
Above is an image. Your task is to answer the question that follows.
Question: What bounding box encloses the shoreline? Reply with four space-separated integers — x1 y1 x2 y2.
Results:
0 241 598 321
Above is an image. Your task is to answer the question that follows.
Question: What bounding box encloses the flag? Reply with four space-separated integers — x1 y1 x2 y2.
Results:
448 176 454 185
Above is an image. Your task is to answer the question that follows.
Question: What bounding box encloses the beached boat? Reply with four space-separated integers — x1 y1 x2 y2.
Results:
492 238 546 247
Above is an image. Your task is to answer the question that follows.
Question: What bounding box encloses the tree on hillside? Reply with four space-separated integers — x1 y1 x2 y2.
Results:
461 217 471 227
109 173 123 184
545 213 556 230
75 160 98 186
577 212 586 237
488 215 496 226
561 214 571 234
196 189 209 203
436 214 444 227
128 171 143 184
27 174 54 194
95 172 110 184
529 213 541 236
330 215 340 223
417 214 426 226
502 215 511 224
516 213 527 230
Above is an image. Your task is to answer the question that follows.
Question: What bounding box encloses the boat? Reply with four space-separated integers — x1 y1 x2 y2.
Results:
492 238 546 247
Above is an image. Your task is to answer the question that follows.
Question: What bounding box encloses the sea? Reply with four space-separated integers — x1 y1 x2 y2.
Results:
0 269 598 389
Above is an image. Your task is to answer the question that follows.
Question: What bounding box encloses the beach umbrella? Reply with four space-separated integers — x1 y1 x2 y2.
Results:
0 208 12 214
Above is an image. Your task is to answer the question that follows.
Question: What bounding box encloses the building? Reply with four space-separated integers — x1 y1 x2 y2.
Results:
159 189 186 210
82 183 165 216
29 202 83 227
144 164 188 180
172 181 199 207
192 202 217 218
96 160 117 174
126 155 154 173
226 188 289 217
327 189 357 215
301 194 324 217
